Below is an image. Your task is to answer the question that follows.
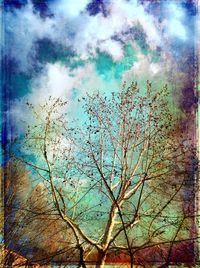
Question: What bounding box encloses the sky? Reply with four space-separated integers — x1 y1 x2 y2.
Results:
1 0 197 137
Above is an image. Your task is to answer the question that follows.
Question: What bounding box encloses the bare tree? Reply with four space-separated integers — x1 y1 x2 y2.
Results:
11 81 196 267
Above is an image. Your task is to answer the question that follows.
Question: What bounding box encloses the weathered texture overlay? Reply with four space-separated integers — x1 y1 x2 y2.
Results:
1 0 199 267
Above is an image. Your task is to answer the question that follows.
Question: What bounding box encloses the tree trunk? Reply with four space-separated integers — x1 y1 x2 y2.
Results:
96 249 107 268
77 245 86 268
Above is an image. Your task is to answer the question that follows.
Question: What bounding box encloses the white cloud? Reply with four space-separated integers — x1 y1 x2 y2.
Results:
99 39 124 61
27 62 100 108
30 62 74 102
122 51 161 81
10 62 82 128
70 0 160 59
164 2 187 40
10 61 122 131
6 0 161 69
50 0 90 18
6 3 56 71
168 19 187 41
167 3 185 20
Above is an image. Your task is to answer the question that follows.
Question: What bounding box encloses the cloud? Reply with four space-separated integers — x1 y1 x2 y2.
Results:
5 0 193 74
99 39 124 61
50 0 90 18
168 19 186 40
30 62 75 102
122 48 162 82
10 60 122 132
5 2 56 71
5 0 161 70
66 0 160 58
10 62 82 128
163 2 187 41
